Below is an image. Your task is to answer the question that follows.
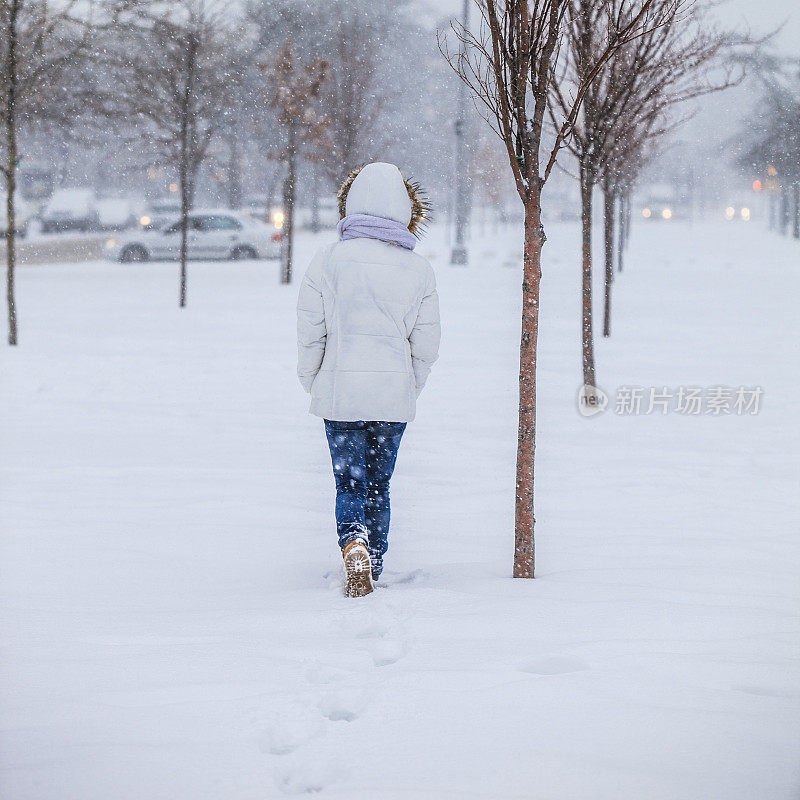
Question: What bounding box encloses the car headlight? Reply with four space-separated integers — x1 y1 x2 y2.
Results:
105 238 117 248
642 208 651 218
661 208 672 220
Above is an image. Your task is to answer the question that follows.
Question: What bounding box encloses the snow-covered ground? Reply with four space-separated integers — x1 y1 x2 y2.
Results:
1 219 798 799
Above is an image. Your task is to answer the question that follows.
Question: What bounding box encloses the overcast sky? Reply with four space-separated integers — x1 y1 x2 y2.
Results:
419 0 797 189
721 0 800 50
424 0 800 53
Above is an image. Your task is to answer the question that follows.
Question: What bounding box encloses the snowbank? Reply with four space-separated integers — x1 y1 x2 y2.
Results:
1 220 798 798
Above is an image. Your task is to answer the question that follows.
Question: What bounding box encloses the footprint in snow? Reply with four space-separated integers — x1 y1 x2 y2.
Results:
323 567 426 592
519 654 590 675
318 686 369 722
274 759 344 795
378 569 426 587
337 609 410 667
322 569 345 592
302 659 350 685
256 704 325 756
368 637 408 667
354 621 390 639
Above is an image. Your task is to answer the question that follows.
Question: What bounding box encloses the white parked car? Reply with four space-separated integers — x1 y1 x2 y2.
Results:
0 191 34 237
139 197 182 230
104 209 282 262
96 198 141 231
41 188 99 233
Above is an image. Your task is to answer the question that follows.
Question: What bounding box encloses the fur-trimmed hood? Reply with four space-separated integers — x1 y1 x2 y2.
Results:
337 162 430 237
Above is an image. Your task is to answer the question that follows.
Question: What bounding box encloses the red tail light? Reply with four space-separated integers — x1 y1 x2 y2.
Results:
271 232 283 242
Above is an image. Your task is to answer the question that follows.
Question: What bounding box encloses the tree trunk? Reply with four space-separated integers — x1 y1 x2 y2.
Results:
178 34 198 308
514 198 544 579
179 156 189 308
5 0 20 346
793 182 799 240
616 191 626 274
624 193 632 250
768 192 776 231
779 186 789 236
280 123 297 284
227 122 242 210
602 174 614 338
310 167 320 234
580 164 597 388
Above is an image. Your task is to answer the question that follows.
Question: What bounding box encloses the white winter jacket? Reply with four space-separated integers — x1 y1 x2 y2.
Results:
296 163 440 423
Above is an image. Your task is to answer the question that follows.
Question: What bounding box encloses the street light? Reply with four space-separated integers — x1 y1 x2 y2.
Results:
451 0 470 265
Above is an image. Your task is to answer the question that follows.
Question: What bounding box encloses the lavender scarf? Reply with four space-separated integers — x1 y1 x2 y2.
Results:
337 213 417 251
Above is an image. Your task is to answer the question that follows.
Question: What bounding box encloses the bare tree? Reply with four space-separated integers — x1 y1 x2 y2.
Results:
551 0 740 370
549 0 652 384
599 5 743 338
97 1 237 307
315 1 393 186
263 39 328 284
736 52 800 240
602 115 662 331
441 0 661 578
1 0 94 345
247 0 420 192
605 113 664 276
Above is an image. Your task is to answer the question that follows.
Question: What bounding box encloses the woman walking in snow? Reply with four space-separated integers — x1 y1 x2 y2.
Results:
296 162 441 598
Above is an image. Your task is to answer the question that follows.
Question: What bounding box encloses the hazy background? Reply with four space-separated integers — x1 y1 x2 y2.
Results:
424 0 800 49
420 0 800 220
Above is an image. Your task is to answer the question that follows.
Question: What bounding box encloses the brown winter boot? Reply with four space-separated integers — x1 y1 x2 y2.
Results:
342 539 374 598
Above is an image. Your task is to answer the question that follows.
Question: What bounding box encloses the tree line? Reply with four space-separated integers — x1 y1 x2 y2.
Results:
442 0 747 578
1 0 460 339
736 52 800 240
